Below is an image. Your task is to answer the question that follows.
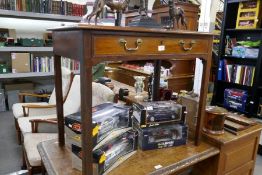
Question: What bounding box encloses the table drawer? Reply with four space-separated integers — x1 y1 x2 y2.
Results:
93 36 209 56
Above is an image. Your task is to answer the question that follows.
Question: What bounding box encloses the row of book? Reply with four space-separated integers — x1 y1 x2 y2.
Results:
61 57 80 71
218 60 256 86
0 0 87 16
32 56 80 72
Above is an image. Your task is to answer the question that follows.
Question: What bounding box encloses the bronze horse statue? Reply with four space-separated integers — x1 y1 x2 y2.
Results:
82 0 130 25
168 0 187 30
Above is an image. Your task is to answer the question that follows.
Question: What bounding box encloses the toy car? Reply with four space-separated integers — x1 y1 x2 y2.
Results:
148 128 181 143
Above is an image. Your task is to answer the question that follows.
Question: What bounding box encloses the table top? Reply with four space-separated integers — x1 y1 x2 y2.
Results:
51 24 213 36
203 123 262 145
38 139 219 175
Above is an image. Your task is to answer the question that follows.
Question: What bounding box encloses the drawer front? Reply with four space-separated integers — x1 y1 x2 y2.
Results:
93 36 209 56
224 139 256 172
225 161 253 175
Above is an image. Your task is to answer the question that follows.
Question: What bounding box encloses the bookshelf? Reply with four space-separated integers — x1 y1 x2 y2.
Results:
0 47 53 52
0 72 54 79
0 9 81 22
212 0 262 118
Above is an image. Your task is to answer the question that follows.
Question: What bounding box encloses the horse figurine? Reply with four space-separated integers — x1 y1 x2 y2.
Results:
168 0 187 30
82 0 130 25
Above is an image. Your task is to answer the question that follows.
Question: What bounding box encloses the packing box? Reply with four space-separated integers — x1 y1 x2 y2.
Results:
11 53 31 73
65 103 132 148
133 101 186 128
134 120 188 151
71 129 137 175
180 95 199 139
224 88 248 112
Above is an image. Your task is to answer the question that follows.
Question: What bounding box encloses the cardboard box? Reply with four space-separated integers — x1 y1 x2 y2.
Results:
134 121 188 151
133 101 186 128
11 53 31 73
5 83 34 91
180 95 199 139
71 128 137 175
65 103 132 149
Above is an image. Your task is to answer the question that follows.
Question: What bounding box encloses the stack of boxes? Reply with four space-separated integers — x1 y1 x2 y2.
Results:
132 101 188 150
65 101 188 174
65 103 137 175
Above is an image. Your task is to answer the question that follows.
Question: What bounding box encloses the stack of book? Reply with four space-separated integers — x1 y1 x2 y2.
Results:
0 0 86 16
218 60 256 86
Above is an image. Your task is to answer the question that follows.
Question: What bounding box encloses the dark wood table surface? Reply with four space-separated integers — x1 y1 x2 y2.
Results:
38 139 219 175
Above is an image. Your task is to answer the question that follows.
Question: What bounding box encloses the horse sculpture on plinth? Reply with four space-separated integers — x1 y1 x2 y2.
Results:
82 0 130 26
168 0 187 30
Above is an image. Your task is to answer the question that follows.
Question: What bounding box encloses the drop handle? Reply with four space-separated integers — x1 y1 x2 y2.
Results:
179 40 196 51
119 38 143 51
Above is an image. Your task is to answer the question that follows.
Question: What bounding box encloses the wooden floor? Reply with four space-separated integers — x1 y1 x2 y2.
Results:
0 111 261 175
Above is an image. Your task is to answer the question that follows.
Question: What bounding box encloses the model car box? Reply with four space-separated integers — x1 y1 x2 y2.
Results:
133 101 186 128
134 120 188 151
224 88 248 112
65 103 132 148
71 128 138 175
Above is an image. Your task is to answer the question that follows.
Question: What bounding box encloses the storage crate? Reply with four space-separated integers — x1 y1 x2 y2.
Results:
236 0 262 29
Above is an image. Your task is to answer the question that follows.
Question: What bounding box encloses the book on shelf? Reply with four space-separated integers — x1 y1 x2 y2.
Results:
219 59 256 86
0 0 86 17
61 57 80 71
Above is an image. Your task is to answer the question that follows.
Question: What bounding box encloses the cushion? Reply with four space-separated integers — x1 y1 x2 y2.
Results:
24 133 57 167
92 82 115 106
18 114 57 134
63 75 81 116
12 102 48 119
48 67 72 105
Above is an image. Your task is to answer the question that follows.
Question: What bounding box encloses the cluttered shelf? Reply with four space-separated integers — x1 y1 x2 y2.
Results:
0 9 81 22
217 80 253 90
0 70 79 79
38 139 220 175
0 72 54 79
222 55 258 62
0 47 53 52
226 28 262 32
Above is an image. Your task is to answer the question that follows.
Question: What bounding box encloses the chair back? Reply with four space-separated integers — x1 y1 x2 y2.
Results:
63 75 81 116
48 67 73 105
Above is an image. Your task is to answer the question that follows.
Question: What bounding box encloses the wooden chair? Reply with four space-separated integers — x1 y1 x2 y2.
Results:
13 67 74 144
17 78 118 144
22 119 58 175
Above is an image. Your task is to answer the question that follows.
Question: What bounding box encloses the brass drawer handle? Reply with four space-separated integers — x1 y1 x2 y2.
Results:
119 38 143 51
179 40 196 51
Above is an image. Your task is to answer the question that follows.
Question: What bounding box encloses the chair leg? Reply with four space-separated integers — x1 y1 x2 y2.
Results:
14 118 22 145
41 161 46 175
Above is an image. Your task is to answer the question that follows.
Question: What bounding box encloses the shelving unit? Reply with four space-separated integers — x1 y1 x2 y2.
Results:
0 72 54 79
0 9 81 22
0 9 81 79
0 47 53 52
212 0 262 117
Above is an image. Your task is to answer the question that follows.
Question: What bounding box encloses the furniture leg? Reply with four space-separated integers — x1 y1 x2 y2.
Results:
15 118 22 145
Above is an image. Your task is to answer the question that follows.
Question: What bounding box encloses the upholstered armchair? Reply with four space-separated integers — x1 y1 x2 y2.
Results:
22 119 58 175
13 67 73 144
18 79 116 142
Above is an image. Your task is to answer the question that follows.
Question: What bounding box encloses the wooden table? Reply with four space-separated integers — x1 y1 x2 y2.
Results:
51 24 213 175
38 139 219 175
